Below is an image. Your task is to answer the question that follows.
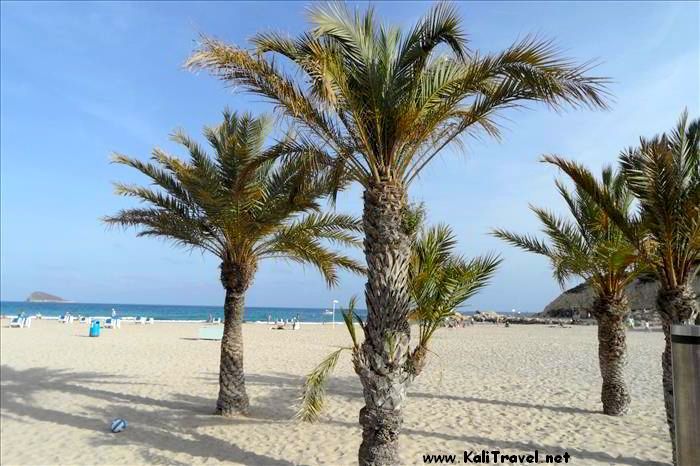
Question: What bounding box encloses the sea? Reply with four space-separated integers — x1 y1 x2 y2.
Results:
0 301 367 323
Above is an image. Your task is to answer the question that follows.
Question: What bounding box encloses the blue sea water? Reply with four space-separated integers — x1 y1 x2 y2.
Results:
0 301 367 323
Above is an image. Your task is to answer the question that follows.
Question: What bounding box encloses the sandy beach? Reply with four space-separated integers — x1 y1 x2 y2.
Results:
1 320 671 466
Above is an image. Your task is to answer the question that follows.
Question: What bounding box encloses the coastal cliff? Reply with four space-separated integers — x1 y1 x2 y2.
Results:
537 275 700 322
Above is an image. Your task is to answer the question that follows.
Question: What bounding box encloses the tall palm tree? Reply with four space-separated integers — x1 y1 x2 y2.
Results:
297 215 500 422
543 111 699 463
187 4 609 463
105 110 364 416
493 167 640 416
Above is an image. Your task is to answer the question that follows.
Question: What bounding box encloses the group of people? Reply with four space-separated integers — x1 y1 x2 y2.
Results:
627 317 652 331
268 314 301 330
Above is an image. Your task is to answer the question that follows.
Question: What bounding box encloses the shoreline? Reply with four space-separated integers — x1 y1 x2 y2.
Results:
1 316 361 325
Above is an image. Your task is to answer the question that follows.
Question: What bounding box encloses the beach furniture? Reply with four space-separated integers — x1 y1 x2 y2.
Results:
9 317 24 328
145 317 154 324
23 317 32 328
104 318 115 329
198 326 224 340
212 317 221 324
59 314 73 324
78 316 88 324
134 316 146 324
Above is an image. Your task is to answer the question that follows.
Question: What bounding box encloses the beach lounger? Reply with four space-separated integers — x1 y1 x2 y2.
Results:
198 326 224 340
9 317 24 328
145 317 154 325
59 315 73 324
212 317 221 324
79 316 88 324
134 316 146 324
104 318 115 329
23 317 32 328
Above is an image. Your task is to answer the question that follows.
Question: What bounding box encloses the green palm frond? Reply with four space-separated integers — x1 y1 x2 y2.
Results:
107 109 364 285
543 111 699 290
341 295 361 349
296 347 348 423
493 163 639 297
410 224 501 349
492 229 553 257
187 4 609 189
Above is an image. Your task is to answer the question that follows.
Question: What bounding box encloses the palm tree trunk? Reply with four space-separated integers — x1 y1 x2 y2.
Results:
354 180 413 466
592 296 630 416
217 261 253 416
656 283 699 464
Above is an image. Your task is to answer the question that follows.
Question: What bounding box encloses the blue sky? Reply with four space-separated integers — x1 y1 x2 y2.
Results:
1 1 698 310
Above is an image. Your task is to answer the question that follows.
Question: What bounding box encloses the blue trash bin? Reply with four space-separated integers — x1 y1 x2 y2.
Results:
89 320 101 337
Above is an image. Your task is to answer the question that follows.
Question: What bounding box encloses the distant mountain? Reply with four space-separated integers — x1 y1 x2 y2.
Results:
26 291 68 303
537 275 700 322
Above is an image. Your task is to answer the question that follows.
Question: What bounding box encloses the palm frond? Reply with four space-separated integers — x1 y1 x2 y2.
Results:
495 161 640 296
107 110 364 286
187 5 609 188
296 347 348 423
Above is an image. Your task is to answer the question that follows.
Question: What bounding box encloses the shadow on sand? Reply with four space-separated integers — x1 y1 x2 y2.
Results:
1 365 668 466
0 365 295 465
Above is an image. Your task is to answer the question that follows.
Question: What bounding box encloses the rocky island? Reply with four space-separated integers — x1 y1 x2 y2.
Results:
25 291 69 303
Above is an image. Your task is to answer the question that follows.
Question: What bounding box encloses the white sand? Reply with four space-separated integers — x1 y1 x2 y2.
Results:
1 319 670 465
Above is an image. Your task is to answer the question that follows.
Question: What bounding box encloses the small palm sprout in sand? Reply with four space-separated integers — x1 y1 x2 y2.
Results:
493 167 641 416
105 110 364 416
297 208 500 423
543 111 699 462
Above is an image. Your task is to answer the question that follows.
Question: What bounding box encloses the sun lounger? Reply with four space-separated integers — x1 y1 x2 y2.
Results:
198 326 224 340
134 316 146 324
79 316 88 324
23 317 32 328
9 317 24 328
58 315 74 324
145 317 154 324
104 318 115 329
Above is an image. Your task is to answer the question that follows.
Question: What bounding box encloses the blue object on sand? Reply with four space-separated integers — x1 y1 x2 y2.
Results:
110 418 127 433
89 320 101 337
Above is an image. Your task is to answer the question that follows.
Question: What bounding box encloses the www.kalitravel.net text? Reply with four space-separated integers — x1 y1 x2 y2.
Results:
423 449 572 464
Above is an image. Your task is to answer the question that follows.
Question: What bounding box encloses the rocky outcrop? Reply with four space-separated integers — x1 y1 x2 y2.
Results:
537 275 700 322
26 291 67 302
471 310 581 325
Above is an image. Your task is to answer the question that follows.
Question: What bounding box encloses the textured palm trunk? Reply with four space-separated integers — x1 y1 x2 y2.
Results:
354 180 413 466
216 261 253 417
656 284 699 465
592 296 630 416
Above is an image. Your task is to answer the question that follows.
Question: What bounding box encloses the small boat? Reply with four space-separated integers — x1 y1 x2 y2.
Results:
322 309 333 315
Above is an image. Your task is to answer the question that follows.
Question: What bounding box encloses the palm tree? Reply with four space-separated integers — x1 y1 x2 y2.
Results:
493 167 640 416
297 214 500 422
187 4 609 463
543 111 699 463
105 110 364 416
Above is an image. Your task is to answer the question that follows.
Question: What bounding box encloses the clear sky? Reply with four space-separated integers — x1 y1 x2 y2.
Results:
1 1 698 310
